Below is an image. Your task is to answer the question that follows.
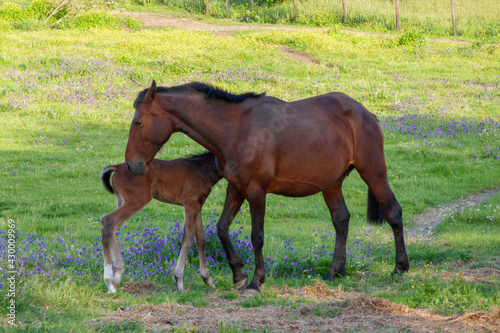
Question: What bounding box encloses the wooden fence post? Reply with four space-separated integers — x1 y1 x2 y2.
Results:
451 0 457 36
342 0 348 23
226 0 230 19
394 0 400 32
206 0 210 15
293 0 298 19
249 0 253 13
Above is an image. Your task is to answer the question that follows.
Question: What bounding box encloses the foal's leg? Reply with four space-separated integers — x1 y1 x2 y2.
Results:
322 182 351 281
216 184 246 290
173 203 198 293
194 210 213 287
101 200 145 293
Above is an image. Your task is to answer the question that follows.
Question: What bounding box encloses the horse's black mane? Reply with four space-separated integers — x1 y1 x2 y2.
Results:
134 82 265 108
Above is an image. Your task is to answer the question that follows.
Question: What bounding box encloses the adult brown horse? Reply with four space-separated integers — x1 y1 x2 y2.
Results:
125 81 409 294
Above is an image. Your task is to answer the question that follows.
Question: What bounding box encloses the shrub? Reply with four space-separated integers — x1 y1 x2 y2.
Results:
58 10 122 29
26 0 56 20
398 29 426 47
12 18 48 30
0 2 26 21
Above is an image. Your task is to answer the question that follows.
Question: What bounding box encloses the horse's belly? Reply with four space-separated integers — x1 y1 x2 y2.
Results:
268 180 323 197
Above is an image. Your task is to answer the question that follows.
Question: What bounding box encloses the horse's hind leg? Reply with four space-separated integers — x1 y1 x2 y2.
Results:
174 202 199 292
101 196 148 293
368 181 409 274
322 181 351 281
356 160 410 275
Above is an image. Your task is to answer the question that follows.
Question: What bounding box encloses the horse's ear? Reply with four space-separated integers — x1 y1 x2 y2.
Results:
145 80 157 102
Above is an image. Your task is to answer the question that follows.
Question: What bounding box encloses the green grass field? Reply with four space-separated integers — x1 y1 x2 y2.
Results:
0 4 499 332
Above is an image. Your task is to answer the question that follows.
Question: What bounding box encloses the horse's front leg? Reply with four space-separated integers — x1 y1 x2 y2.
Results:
216 184 246 290
244 188 267 295
322 184 350 281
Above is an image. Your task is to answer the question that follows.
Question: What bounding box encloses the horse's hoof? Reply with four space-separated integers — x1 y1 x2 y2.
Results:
234 275 248 291
241 288 260 297
322 273 333 281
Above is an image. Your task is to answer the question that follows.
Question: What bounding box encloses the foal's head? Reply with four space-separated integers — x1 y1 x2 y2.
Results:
125 81 175 175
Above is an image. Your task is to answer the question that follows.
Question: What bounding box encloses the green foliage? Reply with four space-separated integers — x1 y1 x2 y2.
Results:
0 0 137 30
95 321 144 332
295 10 340 27
388 275 499 316
398 29 426 47
58 10 123 29
26 0 55 20
12 17 47 29
448 200 500 226
0 2 26 20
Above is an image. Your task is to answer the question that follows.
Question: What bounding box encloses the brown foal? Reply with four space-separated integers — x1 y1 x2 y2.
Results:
100 152 222 293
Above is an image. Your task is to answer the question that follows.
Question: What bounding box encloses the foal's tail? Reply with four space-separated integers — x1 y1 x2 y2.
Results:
101 165 118 194
367 189 384 225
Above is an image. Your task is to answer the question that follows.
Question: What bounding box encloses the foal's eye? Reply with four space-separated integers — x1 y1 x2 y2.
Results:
134 120 143 126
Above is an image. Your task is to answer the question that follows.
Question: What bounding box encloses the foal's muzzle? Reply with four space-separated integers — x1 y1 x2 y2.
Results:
126 160 148 175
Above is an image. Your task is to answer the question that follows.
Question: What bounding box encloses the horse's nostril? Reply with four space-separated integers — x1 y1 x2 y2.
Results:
126 162 132 173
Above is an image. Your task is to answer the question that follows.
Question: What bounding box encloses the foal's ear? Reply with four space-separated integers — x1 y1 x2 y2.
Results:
145 80 157 102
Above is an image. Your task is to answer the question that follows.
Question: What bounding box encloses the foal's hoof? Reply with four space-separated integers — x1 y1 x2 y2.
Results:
106 282 118 293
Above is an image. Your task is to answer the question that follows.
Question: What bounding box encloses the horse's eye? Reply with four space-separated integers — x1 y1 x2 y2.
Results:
134 120 143 126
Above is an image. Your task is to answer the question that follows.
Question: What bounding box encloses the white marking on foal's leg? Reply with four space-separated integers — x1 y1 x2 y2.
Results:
104 264 116 293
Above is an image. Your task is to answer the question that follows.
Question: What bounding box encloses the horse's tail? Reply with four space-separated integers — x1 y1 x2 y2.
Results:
367 189 384 225
101 165 118 194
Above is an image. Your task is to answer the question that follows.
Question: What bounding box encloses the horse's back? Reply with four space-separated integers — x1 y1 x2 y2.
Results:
239 92 385 195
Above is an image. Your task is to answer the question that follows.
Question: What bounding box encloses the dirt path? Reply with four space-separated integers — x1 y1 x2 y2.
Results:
406 188 499 240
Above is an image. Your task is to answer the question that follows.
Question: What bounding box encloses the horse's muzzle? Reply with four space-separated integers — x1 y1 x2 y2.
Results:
126 160 148 175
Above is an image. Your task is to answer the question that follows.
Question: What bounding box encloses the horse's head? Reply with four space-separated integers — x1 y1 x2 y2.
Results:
125 81 175 175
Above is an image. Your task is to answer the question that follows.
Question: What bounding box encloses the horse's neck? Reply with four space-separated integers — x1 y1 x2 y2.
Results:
161 94 236 158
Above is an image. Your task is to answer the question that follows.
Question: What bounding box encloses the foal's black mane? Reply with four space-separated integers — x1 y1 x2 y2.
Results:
134 82 265 108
